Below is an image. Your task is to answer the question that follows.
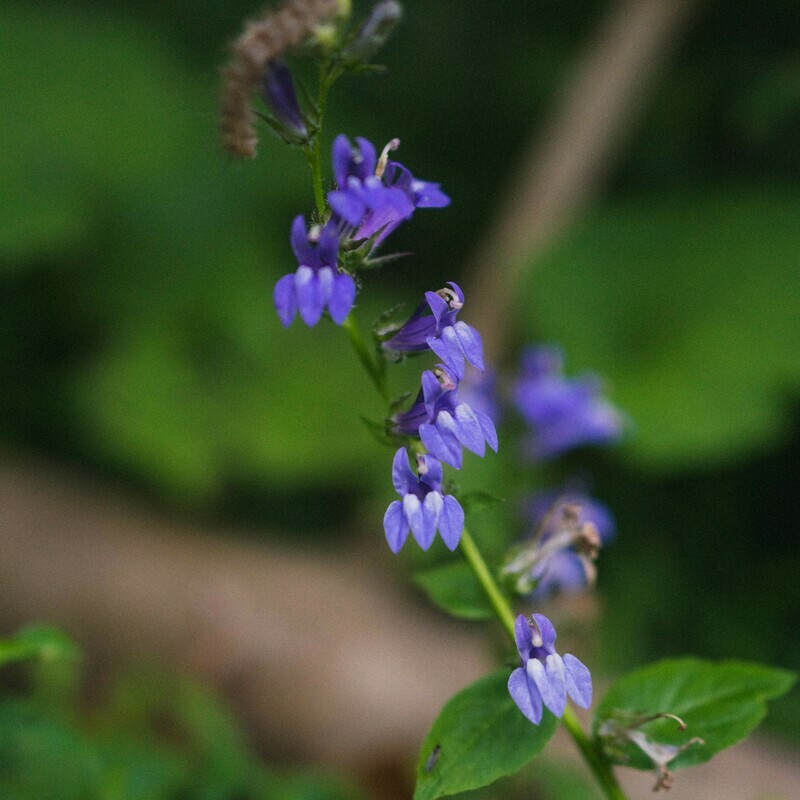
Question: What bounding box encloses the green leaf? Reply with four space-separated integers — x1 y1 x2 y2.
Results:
0 625 78 667
457 491 505 514
413 562 494 621
526 190 800 471
593 658 796 771
414 670 557 800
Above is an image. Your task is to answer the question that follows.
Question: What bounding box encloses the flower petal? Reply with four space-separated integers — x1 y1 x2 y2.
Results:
428 327 465 380
453 403 486 456
528 654 567 718
403 494 426 547
432 411 464 468
289 215 314 267
331 134 353 187
328 273 356 325
328 187 367 226
563 654 592 708
417 490 443 550
273 273 297 327
294 266 323 326
420 422 461 469
514 615 533 662
383 500 409 553
475 410 499 452
438 494 464 551
424 291 449 327
532 613 558 651
453 321 484 371
508 668 543 725
390 447 416 495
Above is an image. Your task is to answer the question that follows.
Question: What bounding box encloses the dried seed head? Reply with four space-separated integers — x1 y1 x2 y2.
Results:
220 0 341 158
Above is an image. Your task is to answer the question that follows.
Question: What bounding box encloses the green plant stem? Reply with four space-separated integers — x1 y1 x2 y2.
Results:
306 64 334 217
459 527 628 800
341 313 390 404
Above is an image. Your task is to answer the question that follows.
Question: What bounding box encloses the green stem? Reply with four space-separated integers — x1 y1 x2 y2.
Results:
341 313 390 404
306 65 334 218
458 527 628 800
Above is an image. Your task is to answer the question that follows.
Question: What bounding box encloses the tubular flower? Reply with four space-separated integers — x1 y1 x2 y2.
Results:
508 614 592 725
383 448 464 553
327 135 449 248
393 366 497 469
514 346 624 461
383 283 483 380
273 215 356 327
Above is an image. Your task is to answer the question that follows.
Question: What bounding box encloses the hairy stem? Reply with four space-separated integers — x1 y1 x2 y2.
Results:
459 527 628 800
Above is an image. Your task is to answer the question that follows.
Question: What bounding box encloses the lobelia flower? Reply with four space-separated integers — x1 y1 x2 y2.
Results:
273 215 356 327
260 61 307 139
393 365 497 469
383 283 483 380
518 489 615 600
508 613 592 725
342 0 403 63
514 345 624 461
383 448 464 553
327 135 449 248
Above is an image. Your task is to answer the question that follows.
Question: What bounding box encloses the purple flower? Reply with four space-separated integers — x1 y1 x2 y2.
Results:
514 346 623 461
273 216 356 327
393 366 498 469
383 448 464 553
260 61 307 139
327 135 449 248
508 614 592 725
383 283 483 380
504 489 613 599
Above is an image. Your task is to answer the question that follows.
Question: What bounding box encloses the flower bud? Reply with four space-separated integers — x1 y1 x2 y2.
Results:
260 61 307 139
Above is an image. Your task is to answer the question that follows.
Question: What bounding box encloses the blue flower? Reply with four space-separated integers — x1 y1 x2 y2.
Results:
393 366 497 469
508 614 592 725
260 61 307 139
514 489 615 600
273 215 356 327
327 135 449 248
383 283 483 380
383 448 464 553
514 346 623 461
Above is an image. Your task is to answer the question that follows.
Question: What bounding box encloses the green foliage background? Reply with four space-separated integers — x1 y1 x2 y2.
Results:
1 0 799 794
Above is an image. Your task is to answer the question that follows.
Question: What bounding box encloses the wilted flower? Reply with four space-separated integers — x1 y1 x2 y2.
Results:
273 215 356 326
504 489 615 600
508 613 592 725
383 283 483 380
514 346 624 460
383 448 464 552
393 365 497 469
343 0 403 63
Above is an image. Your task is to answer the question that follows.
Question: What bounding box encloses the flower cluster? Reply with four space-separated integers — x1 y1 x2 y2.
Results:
383 284 497 551
274 134 449 328
514 345 624 460
507 613 592 725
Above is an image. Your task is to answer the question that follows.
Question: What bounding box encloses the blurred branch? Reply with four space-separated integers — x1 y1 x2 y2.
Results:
465 0 698 362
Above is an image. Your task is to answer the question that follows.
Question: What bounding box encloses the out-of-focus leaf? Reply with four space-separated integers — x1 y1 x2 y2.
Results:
413 561 494 620
525 190 800 470
0 626 77 668
593 658 796 772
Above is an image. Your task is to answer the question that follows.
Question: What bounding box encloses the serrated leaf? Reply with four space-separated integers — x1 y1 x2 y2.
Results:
414 670 557 800
413 562 494 620
0 625 78 667
593 658 796 771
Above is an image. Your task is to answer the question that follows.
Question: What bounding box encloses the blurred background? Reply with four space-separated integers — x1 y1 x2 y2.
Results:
1 0 799 797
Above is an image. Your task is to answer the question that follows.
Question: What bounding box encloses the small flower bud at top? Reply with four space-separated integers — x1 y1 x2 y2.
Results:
260 61 307 139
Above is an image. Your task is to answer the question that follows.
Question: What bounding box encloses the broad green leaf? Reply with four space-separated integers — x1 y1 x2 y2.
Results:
593 658 796 771
414 670 557 800
526 190 800 471
413 562 494 621
0 625 78 668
